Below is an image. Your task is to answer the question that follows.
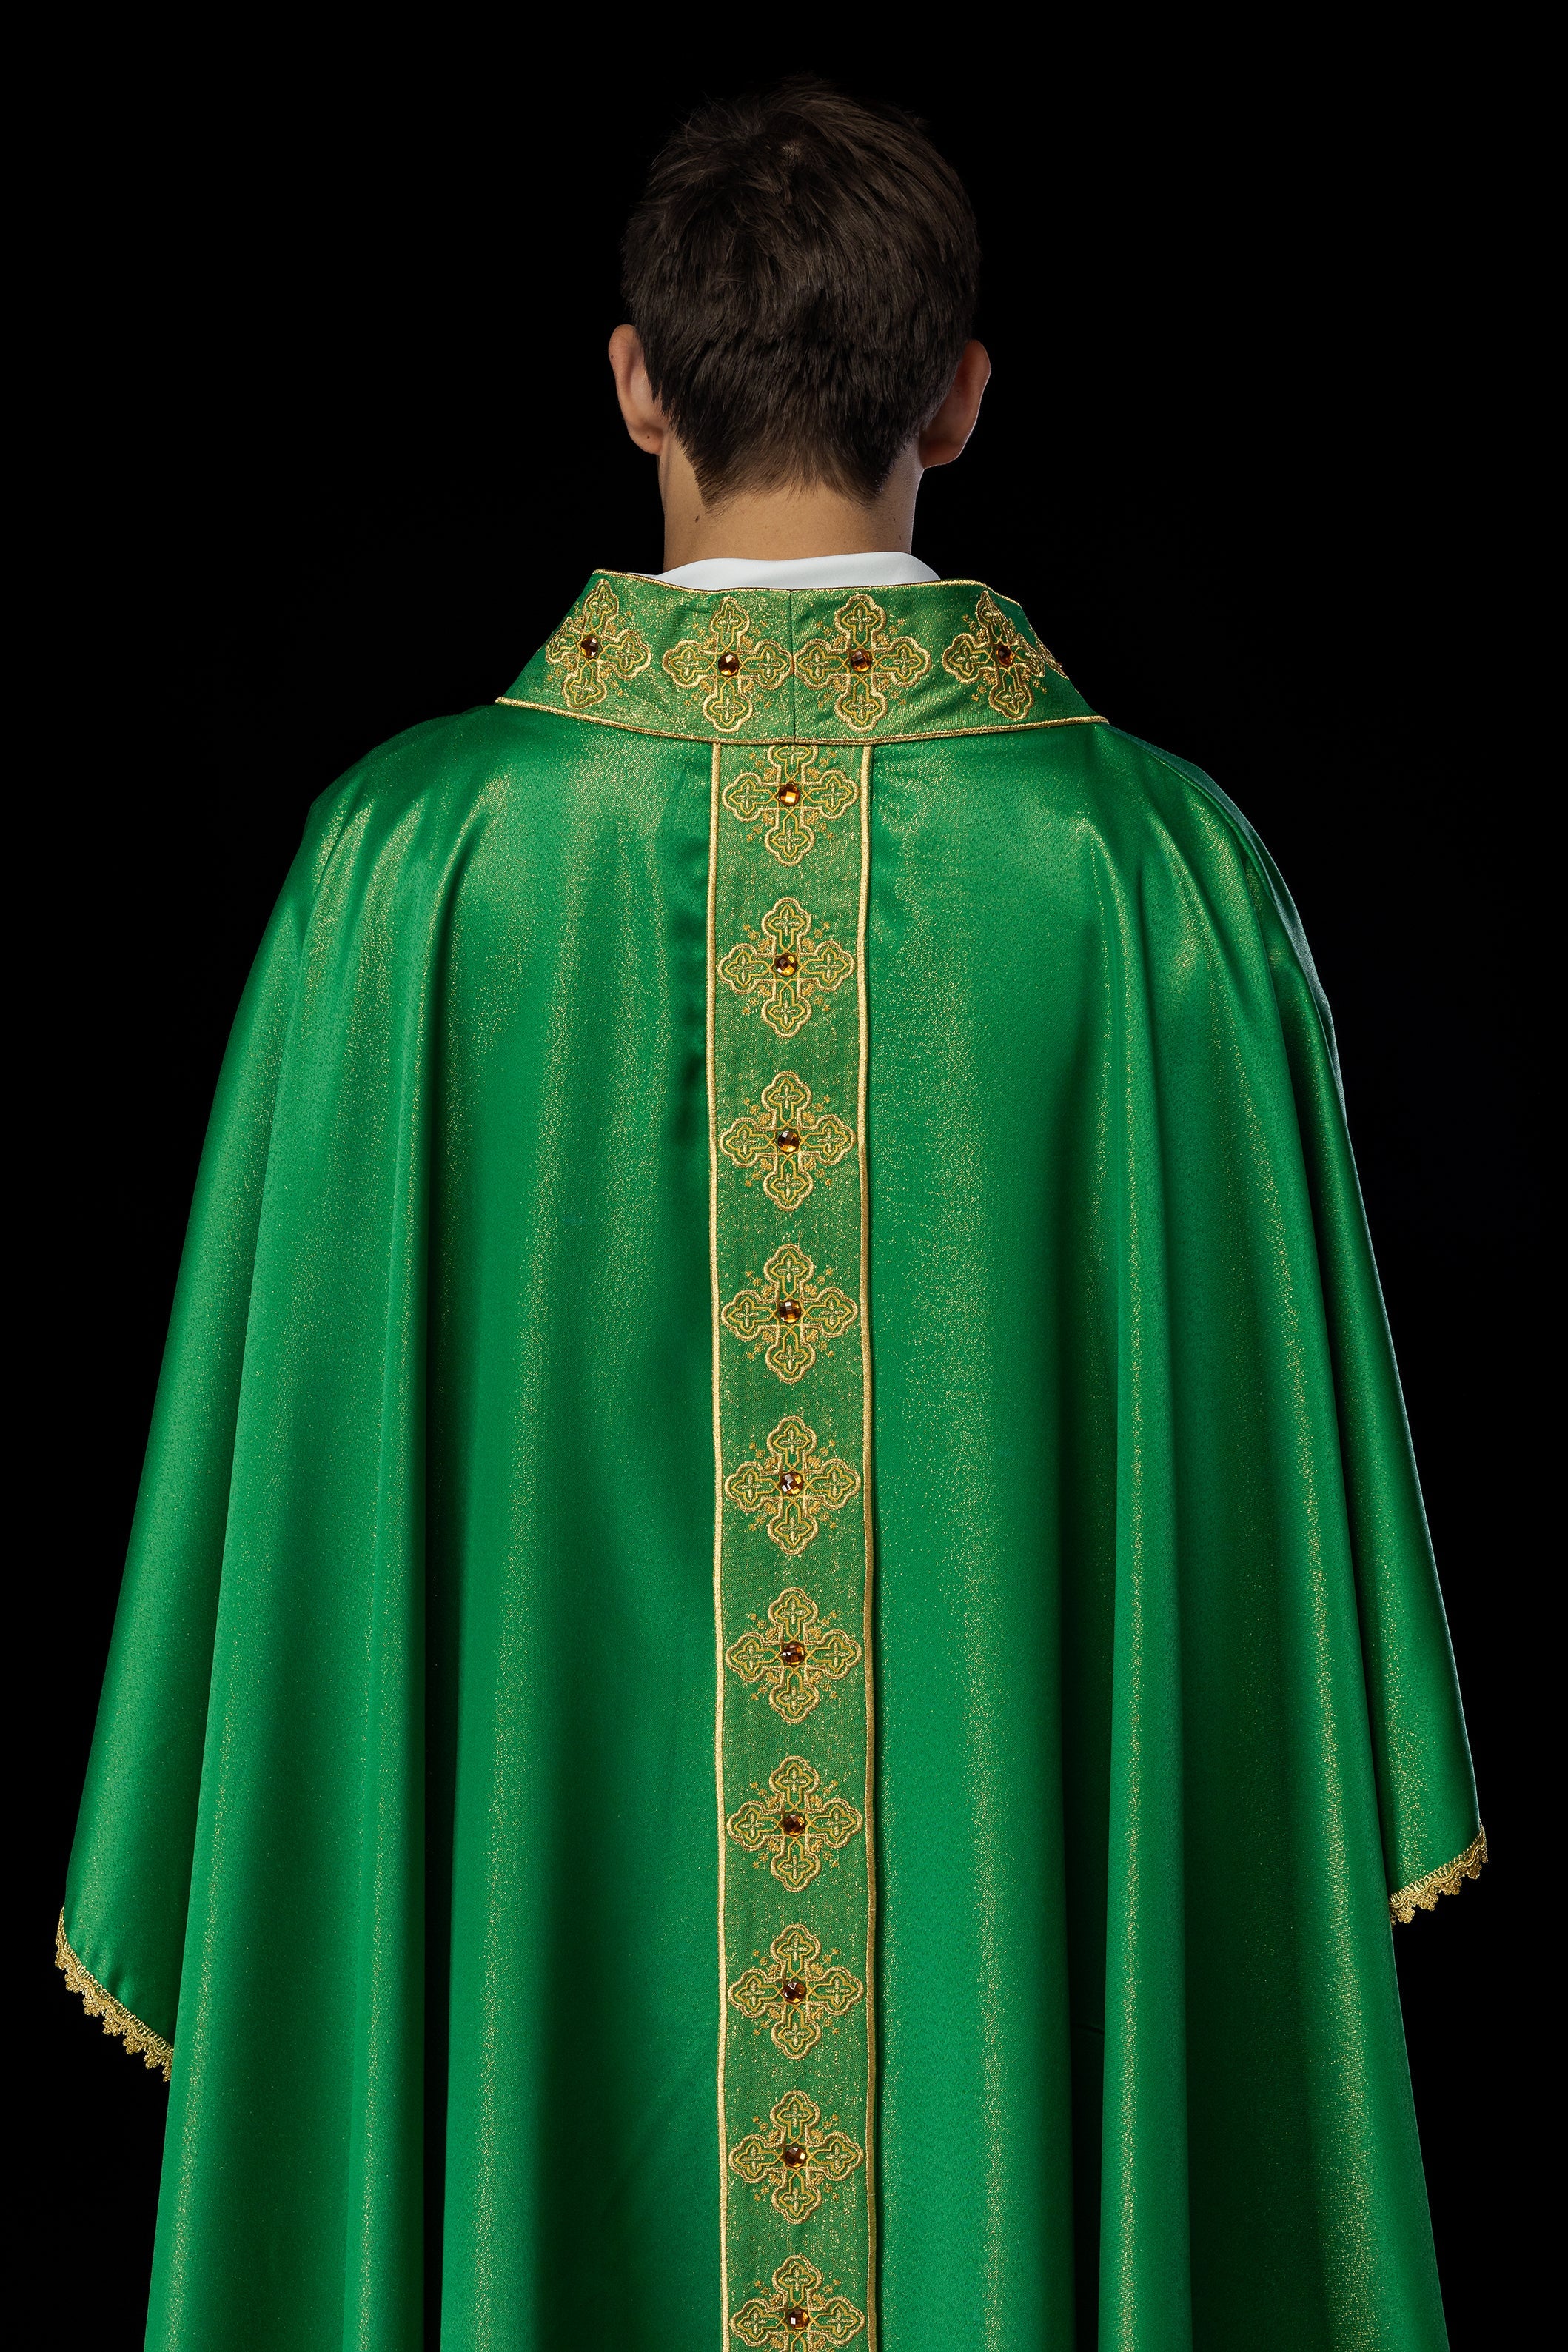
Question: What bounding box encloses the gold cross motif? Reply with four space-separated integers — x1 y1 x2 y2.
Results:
661 594 792 731
726 1755 864 1891
940 586 1064 721
730 2256 866 2350
725 1414 860 1556
717 1073 854 1213
718 898 854 1042
726 1587 862 1726
720 1243 857 1383
728 1923 864 2059
721 746 860 867
794 592 931 731
542 578 651 711
729 2089 865 2224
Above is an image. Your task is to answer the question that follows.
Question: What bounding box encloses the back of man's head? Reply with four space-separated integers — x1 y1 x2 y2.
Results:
622 79 981 508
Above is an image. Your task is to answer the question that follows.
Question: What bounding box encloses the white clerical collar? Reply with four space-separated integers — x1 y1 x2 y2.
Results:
654 551 939 590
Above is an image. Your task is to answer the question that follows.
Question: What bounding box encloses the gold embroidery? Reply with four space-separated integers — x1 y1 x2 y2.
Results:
727 1755 865 1891
729 2088 865 2222
663 595 792 731
718 1073 854 1212
731 2255 867 2348
940 586 1064 720
794 592 931 730
1390 1825 1488 1924
725 1587 863 1723
726 1414 861 1556
543 577 652 711
717 899 854 1042
54 1912 172 2081
728 1924 865 2059
721 1243 857 1383
722 746 860 866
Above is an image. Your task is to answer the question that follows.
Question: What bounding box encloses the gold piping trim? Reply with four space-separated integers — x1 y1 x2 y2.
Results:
706 741 730 2342
492 696 1108 747
1390 1826 1488 1925
856 740 880 2348
55 1912 172 2080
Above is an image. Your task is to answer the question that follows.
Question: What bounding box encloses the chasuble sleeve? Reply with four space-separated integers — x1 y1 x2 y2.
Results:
58 802 346 2065
1158 748 1483 1919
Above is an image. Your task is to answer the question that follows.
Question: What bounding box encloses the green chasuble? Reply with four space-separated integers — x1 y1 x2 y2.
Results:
60 572 1483 2351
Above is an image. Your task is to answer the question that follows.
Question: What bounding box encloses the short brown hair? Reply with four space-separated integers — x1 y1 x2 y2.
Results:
622 79 981 503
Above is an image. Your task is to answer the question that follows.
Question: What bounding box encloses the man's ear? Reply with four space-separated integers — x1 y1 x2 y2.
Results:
918 341 991 470
609 325 668 455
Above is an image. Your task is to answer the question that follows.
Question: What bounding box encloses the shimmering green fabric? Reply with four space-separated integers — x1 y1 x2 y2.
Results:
64 576 1478 2351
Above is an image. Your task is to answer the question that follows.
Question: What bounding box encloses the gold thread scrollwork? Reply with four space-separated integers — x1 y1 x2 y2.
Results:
722 746 860 866
726 1755 865 1890
725 1414 861 1556
940 586 1063 720
794 592 931 730
55 1912 172 2081
543 578 652 711
725 1587 863 1723
662 595 792 731
730 2254 867 2348
717 899 854 1041
728 1923 865 2059
718 1073 854 1212
721 1244 857 1383
1390 1825 1487 1924
728 2088 865 2222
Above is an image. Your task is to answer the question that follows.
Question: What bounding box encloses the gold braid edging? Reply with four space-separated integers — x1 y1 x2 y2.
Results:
55 1911 172 2080
1389 1826 1488 1926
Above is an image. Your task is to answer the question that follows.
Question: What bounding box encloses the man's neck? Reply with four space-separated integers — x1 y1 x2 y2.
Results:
657 441 920 572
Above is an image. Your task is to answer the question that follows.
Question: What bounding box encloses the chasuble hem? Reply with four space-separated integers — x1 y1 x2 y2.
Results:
55 1911 172 2081
1389 1826 1488 1925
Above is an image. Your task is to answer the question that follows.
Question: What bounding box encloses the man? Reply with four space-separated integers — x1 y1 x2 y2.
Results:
60 79 1480 2351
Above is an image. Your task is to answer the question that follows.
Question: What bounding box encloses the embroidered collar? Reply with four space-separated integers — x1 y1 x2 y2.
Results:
499 570 1102 745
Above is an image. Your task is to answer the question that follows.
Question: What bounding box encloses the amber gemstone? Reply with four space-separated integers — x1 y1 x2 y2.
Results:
772 951 799 976
774 1128 800 1151
777 782 801 805
780 2141 808 2167
994 641 1015 667
777 1298 803 1324
779 1470 805 1495
780 1639 807 1664
846 646 874 674
780 1977 807 2002
780 1809 808 1834
717 649 741 675
785 2311 809 2332
579 633 600 657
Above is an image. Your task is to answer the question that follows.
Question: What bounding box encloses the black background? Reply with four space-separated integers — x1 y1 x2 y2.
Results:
26 44 1540 2347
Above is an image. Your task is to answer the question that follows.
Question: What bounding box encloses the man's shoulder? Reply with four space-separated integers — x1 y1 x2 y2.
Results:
303 700 587 874
1090 723 1261 855
965 710 1269 875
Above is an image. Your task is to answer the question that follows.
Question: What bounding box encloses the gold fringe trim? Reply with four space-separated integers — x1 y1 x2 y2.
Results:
1390 1826 1488 1925
55 1911 172 2080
